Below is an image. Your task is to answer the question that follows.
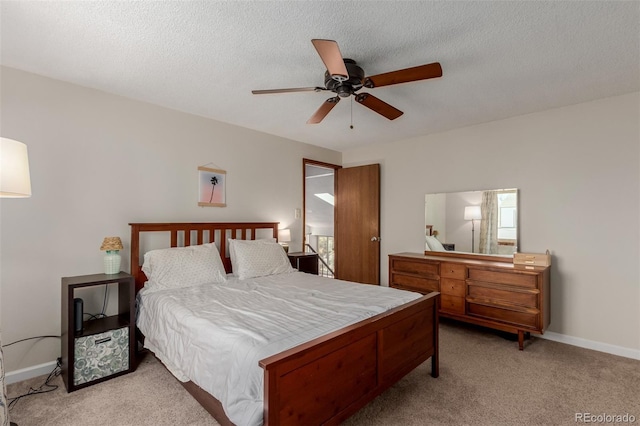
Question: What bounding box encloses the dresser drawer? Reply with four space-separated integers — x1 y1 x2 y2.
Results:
467 302 538 328
391 273 439 293
468 268 537 288
391 259 439 277
440 278 465 297
441 263 466 279
468 284 538 308
441 295 464 314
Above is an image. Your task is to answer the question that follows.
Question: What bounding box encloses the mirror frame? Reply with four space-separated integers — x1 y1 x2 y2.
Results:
425 188 519 260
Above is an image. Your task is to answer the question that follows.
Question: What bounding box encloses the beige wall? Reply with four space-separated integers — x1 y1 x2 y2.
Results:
0 67 341 372
343 92 640 353
2 66 637 374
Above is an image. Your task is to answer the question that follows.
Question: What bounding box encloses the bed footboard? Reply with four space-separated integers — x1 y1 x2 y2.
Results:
259 292 440 425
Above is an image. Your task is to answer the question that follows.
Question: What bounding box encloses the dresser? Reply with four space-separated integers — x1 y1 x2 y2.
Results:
389 252 550 350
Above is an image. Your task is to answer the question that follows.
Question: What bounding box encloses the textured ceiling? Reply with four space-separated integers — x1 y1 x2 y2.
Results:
1 1 638 152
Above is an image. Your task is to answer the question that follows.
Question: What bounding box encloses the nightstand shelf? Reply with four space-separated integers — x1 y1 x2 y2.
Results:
288 252 319 275
61 272 135 392
76 314 130 337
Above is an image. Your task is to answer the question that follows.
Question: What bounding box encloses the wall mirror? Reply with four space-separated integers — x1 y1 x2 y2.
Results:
425 188 518 256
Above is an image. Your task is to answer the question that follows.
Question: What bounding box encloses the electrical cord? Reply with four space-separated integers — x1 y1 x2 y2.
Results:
3 318 104 348
2 336 60 348
100 284 109 317
4 286 110 413
80 284 110 321
7 358 61 410
4 287 109 412
83 313 106 321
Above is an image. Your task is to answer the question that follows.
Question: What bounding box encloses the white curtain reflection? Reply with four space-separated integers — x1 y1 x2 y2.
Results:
479 191 499 253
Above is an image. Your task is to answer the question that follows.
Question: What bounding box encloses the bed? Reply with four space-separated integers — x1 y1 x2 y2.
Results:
130 222 439 426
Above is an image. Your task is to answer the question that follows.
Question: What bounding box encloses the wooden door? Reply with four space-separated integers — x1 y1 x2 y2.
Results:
335 164 381 284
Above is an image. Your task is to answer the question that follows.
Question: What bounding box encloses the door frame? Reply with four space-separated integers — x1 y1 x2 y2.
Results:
302 159 341 255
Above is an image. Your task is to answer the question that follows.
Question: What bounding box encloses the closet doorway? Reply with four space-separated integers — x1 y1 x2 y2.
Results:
303 159 340 278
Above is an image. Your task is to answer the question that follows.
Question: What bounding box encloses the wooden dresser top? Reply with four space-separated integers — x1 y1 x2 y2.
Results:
390 252 549 272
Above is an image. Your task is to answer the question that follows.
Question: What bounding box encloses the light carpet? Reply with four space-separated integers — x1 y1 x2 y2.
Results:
7 320 640 425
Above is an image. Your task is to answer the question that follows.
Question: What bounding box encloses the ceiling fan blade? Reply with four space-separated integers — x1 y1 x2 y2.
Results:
307 97 340 124
364 62 442 89
252 87 325 95
311 39 349 82
355 93 403 120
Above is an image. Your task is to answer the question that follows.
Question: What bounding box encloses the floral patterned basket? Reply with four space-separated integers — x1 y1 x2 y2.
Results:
73 328 129 386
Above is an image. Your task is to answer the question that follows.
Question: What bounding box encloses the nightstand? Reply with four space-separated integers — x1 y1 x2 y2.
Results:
61 272 135 392
288 252 319 275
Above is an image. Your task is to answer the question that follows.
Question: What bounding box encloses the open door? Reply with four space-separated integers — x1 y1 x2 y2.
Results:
335 164 381 285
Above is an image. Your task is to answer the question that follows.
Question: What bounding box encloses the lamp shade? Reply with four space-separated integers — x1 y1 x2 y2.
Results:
0 137 32 198
464 205 482 221
100 237 124 251
278 229 291 242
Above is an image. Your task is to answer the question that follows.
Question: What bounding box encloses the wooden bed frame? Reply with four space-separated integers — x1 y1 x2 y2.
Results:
130 222 440 426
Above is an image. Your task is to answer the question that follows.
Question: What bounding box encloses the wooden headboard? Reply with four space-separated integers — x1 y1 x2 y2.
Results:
129 222 279 294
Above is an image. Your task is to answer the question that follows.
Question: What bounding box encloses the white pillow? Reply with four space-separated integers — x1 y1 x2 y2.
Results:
229 239 294 280
142 243 227 291
425 235 446 252
228 237 275 274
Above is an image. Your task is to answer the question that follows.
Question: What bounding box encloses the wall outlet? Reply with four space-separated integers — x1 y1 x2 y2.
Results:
294 208 301 219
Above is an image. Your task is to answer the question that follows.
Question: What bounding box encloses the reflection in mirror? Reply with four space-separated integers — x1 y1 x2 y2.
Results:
425 189 518 256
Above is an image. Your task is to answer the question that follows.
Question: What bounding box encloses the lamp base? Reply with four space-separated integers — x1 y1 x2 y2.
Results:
104 252 121 274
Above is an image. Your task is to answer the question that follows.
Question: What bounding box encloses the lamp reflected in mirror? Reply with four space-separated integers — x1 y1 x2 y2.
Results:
464 205 481 253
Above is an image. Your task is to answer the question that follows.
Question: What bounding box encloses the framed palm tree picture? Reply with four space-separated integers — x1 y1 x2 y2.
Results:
198 166 226 207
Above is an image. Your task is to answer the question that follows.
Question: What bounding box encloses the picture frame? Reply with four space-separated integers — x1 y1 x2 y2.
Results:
198 166 226 207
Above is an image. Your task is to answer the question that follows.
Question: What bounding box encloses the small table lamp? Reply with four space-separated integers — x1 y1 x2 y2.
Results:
100 237 124 274
278 229 291 253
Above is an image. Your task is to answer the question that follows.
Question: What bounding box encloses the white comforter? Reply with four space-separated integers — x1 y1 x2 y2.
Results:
136 271 421 426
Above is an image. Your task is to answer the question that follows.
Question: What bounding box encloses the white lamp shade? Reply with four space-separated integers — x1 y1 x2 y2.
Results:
464 205 482 220
278 229 291 242
1 137 32 198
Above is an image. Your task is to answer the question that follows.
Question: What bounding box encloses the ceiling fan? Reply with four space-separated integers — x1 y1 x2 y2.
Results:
251 39 443 124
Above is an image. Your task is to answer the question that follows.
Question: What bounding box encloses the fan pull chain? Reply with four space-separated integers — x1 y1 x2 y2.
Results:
350 96 354 129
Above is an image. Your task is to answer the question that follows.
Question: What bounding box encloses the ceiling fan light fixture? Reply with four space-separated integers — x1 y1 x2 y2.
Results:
336 85 351 98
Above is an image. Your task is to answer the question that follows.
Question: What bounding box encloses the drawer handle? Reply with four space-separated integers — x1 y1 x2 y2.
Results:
95 337 112 345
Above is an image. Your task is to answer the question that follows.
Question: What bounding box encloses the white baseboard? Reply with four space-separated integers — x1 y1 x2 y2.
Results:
540 331 640 360
5 360 58 385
